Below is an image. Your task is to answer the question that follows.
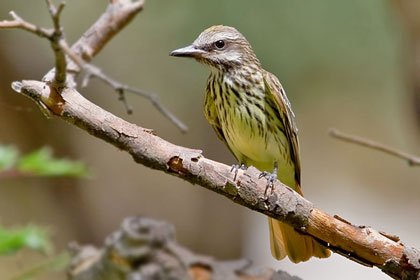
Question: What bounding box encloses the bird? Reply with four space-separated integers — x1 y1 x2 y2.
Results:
170 25 330 263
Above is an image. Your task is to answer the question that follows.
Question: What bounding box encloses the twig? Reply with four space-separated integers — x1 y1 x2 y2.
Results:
45 0 67 86
46 0 66 30
0 11 53 38
329 129 420 166
0 0 188 132
0 5 67 86
61 41 188 131
81 64 188 131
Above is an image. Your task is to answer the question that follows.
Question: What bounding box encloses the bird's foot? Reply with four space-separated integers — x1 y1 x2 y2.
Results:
258 163 278 198
230 163 247 180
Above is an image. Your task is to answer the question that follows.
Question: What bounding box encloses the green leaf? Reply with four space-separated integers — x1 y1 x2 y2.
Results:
0 145 19 171
17 147 88 177
0 224 51 255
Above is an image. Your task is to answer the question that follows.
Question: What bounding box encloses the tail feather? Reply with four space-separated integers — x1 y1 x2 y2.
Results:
268 217 287 260
268 183 330 263
311 236 331 258
268 217 330 263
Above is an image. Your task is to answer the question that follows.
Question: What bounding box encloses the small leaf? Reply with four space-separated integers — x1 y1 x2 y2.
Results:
0 145 19 171
18 147 88 177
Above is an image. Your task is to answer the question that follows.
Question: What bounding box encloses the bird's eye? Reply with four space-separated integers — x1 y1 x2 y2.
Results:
215 40 225 49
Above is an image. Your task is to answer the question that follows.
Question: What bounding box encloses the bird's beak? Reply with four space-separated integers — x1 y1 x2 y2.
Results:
170 45 205 57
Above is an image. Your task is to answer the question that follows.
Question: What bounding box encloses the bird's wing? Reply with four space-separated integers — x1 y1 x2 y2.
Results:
263 71 301 185
211 120 229 147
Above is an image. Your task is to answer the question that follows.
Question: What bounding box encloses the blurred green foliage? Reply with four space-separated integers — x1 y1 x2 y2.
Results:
18 148 88 177
0 145 86 278
0 223 70 280
0 224 51 255
0 145 88 178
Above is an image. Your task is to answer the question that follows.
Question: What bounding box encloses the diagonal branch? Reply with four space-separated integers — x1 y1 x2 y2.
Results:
330 129 420 166
12 79 420 280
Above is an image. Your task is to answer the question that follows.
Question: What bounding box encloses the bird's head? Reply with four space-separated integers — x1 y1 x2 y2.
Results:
170 25 260 71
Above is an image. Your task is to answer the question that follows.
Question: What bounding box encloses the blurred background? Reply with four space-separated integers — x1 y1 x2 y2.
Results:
1 0 419 279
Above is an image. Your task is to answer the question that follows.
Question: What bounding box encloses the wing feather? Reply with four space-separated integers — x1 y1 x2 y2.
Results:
263 71 301 185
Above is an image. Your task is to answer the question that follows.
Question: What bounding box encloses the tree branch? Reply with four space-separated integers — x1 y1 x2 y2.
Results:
2 1 420 280
60 31 188 131
80 63 189 132
1 0 187 132
53 0 187 131
11 78 420 280
0 11 53 38
0 4 67 86
45 0 67 86
329 129 420 166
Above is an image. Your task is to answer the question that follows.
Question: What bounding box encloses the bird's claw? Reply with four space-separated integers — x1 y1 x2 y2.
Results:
231 163 247 180
259 170 277 198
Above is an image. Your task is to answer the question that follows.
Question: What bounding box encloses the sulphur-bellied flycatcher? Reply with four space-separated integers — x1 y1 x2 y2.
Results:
171 25 330 263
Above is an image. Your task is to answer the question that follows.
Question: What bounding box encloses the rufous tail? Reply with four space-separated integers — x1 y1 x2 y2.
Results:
268 185 330 263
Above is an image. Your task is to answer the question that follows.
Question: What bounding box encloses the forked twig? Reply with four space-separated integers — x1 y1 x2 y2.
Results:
46 0 67 85
46 0 66 30
61 42 188 131
0 0 188 132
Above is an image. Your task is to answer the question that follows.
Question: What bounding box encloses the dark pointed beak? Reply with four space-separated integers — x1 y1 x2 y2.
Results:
170 45 205 57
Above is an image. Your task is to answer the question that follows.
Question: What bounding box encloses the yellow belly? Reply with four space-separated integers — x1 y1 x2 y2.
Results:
222 104 297 189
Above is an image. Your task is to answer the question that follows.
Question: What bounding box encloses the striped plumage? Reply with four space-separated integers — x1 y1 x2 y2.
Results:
171 25 330 263
205 65 297 187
